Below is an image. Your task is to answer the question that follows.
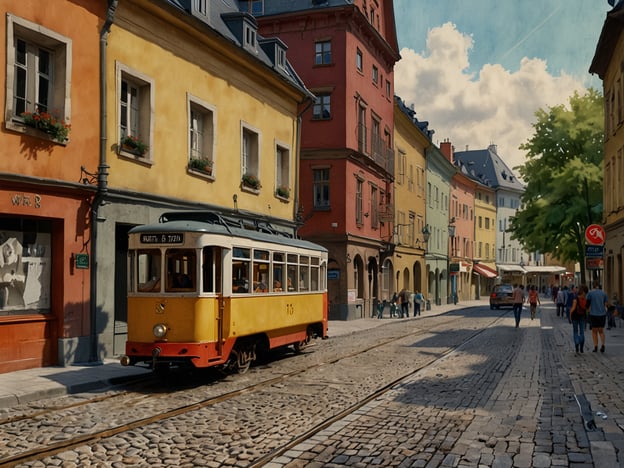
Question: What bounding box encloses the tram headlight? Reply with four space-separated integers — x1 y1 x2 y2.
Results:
152 323 168 338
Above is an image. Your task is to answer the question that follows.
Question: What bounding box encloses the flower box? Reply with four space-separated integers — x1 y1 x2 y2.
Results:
189 157 213 175
21 110 70 142
242 173 261 190
276 185 290 199
120 135 148 156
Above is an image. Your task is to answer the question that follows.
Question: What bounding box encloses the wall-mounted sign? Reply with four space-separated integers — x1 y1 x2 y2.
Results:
450 262 460 273
586 258 604 270
327 269 340 280
585 245 604 258
75 253 89 269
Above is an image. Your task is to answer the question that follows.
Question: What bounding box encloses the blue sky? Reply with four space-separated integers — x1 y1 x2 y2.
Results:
393 0 611 170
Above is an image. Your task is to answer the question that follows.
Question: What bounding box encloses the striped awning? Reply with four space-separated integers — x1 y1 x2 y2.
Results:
473 263 498 278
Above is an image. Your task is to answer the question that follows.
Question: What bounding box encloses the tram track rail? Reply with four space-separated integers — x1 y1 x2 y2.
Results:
0 308 508 467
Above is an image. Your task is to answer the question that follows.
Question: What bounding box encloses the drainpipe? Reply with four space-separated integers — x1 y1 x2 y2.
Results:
89 0 117 363
294 100 313 236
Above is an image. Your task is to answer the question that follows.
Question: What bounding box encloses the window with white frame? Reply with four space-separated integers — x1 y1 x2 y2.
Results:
118 64 153 160
356 48 363 72
188 96 215 172
5 14 71 137
275 143 290 198
372 64 378 85
241 124 260 186
244 23 257 50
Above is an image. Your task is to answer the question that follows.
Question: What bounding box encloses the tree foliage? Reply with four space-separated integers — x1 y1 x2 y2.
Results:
510 89 603 284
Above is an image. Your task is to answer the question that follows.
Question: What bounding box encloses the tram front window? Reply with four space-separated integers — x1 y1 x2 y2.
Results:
166 249 196 292
137 249 162 292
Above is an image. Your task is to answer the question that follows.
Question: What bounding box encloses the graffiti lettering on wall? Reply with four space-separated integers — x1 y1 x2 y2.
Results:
10 193 42 209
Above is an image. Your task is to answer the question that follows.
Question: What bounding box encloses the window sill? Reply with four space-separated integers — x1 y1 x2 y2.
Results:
118 147 153 166
6 121 69 146
241 185 260 195
188 167 215 181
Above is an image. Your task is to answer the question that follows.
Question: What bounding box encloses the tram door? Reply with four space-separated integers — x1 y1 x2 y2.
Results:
203 246 223 356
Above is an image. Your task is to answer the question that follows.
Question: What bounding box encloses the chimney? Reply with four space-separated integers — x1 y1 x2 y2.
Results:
440 140 453 162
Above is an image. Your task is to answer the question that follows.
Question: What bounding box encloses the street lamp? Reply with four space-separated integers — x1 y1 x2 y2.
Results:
421 225 430 244
448 217 457 304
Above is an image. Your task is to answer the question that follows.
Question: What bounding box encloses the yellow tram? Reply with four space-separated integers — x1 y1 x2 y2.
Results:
120 211 328 373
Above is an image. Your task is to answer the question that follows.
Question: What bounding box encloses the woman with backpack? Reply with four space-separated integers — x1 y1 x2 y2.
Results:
570 284 588 354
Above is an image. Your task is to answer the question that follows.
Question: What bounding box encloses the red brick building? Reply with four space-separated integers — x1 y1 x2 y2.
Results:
254 0 400 319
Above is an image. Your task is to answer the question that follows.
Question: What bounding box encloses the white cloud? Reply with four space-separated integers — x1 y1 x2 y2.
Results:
394 22 586 171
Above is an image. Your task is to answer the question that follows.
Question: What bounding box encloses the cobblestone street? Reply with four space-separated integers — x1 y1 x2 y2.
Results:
270 303 624 467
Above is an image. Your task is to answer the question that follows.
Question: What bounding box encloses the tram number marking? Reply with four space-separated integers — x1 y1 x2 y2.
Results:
140 233 184 244
286 303 294 316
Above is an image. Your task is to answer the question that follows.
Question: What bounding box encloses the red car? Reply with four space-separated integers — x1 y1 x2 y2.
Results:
490 284 514 309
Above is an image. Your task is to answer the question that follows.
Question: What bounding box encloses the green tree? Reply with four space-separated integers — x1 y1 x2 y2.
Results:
510 89 603 285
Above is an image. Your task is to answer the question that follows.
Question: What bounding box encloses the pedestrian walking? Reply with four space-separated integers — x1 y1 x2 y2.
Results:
528 285 540 320
586 280 609 353
556 286 566 317
512 284 525 328
413 290 424 317
570 284 588 354
607 293 618 329
565 285 576 323
390 292 399 318
398 288 410 318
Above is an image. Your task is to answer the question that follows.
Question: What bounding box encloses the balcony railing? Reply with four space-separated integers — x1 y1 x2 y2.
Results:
356 124 394 177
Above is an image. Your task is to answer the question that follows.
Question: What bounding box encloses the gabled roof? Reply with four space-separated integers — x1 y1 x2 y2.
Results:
453 145 524 192
163 0 311 97
589 1 624 79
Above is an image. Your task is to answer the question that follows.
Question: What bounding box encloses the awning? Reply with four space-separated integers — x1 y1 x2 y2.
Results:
473 263 498 278
497 264 526 273
523 266 566 274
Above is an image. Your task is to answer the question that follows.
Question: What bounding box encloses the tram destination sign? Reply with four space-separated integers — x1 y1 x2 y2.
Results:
140 233 184 244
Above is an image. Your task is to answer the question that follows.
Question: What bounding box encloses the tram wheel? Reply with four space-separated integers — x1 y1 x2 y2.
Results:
230 343 256 374
293 329 312 354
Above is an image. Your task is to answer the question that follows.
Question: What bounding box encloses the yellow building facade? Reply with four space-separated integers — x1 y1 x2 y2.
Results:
93 0 311 359
388 98 429 304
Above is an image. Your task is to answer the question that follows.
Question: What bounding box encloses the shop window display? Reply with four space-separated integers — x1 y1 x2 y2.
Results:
0 222 51 314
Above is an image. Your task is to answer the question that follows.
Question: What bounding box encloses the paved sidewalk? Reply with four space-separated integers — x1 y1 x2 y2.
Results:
0 299 484 409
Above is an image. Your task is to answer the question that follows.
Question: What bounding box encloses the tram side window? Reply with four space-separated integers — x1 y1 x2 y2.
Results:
166 249 196 292
272 252 284 292
287 254 298 292
232 247 250 293
137 249 162 292
252 249 269 293
310 257 320 291
299 256 309 291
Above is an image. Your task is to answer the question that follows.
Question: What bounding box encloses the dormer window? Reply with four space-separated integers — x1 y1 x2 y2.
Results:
276 46 286 69
195 0 207 16
244 23 256 49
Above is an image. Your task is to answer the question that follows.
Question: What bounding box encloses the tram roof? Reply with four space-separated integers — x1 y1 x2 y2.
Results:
129 214 327 253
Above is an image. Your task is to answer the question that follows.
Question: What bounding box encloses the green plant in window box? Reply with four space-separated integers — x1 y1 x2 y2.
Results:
189 157 213 174
242 173 261 190
276 185 290 199
21 109 70 142
121 135 148 156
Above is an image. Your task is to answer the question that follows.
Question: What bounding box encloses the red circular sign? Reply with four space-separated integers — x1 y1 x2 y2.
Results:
585 224 606 245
